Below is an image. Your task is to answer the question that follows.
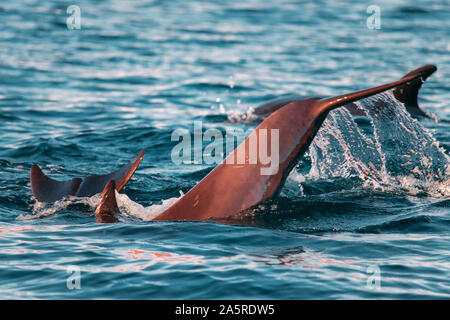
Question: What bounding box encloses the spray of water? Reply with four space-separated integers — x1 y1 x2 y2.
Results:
307 91 449 197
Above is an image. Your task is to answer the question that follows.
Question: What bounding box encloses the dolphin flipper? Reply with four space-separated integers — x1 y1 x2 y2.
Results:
30 149 145 203
95 179 119 223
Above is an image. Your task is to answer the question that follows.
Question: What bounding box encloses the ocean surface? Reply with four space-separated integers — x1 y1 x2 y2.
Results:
0 0 449 299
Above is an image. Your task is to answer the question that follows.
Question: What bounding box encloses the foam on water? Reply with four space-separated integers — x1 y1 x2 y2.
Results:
19 194 103 220
21 192 182 221
115 192 181 221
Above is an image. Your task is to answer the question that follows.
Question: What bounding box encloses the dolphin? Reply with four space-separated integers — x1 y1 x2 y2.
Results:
94 180 120 223
30 149 146 203
91 72 422 222
252 65 437 119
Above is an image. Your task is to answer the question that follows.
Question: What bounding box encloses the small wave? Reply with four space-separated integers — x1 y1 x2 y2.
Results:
357 215 433 234
395 6 430 15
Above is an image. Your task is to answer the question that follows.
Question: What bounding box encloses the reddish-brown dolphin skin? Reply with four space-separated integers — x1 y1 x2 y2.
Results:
393 64 437 117
253 65 437 119
95 179 120 223
154 74 421 221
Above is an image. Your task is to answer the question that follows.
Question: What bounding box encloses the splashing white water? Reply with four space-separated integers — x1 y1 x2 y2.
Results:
306 91 449 197
20 192 183 221
115 192 181 221
226 105 263 123
19 195 103 220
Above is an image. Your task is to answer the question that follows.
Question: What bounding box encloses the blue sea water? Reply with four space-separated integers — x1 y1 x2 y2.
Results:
0 0 449 299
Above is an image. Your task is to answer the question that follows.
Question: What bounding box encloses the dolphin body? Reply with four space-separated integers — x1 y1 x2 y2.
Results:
94 180 120 223
30 66 436 223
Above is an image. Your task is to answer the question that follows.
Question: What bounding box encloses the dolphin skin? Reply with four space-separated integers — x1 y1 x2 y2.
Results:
30 66 435 223
95 180 120 223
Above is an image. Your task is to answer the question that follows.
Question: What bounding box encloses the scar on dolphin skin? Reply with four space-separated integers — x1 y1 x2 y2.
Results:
30 67 431 223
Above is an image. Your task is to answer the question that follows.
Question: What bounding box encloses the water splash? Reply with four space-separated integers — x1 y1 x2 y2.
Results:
307 91 449 197
115 192 181 221
308 107 386 183
19 192 182 221
226 105 263 123
19 195 102 220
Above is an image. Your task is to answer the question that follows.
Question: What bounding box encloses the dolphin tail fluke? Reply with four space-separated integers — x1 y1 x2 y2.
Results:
315 74 422 115
30 165 82 203
76 149 146 197
30 149 146 203
393 64 437 118
95 179 119 223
